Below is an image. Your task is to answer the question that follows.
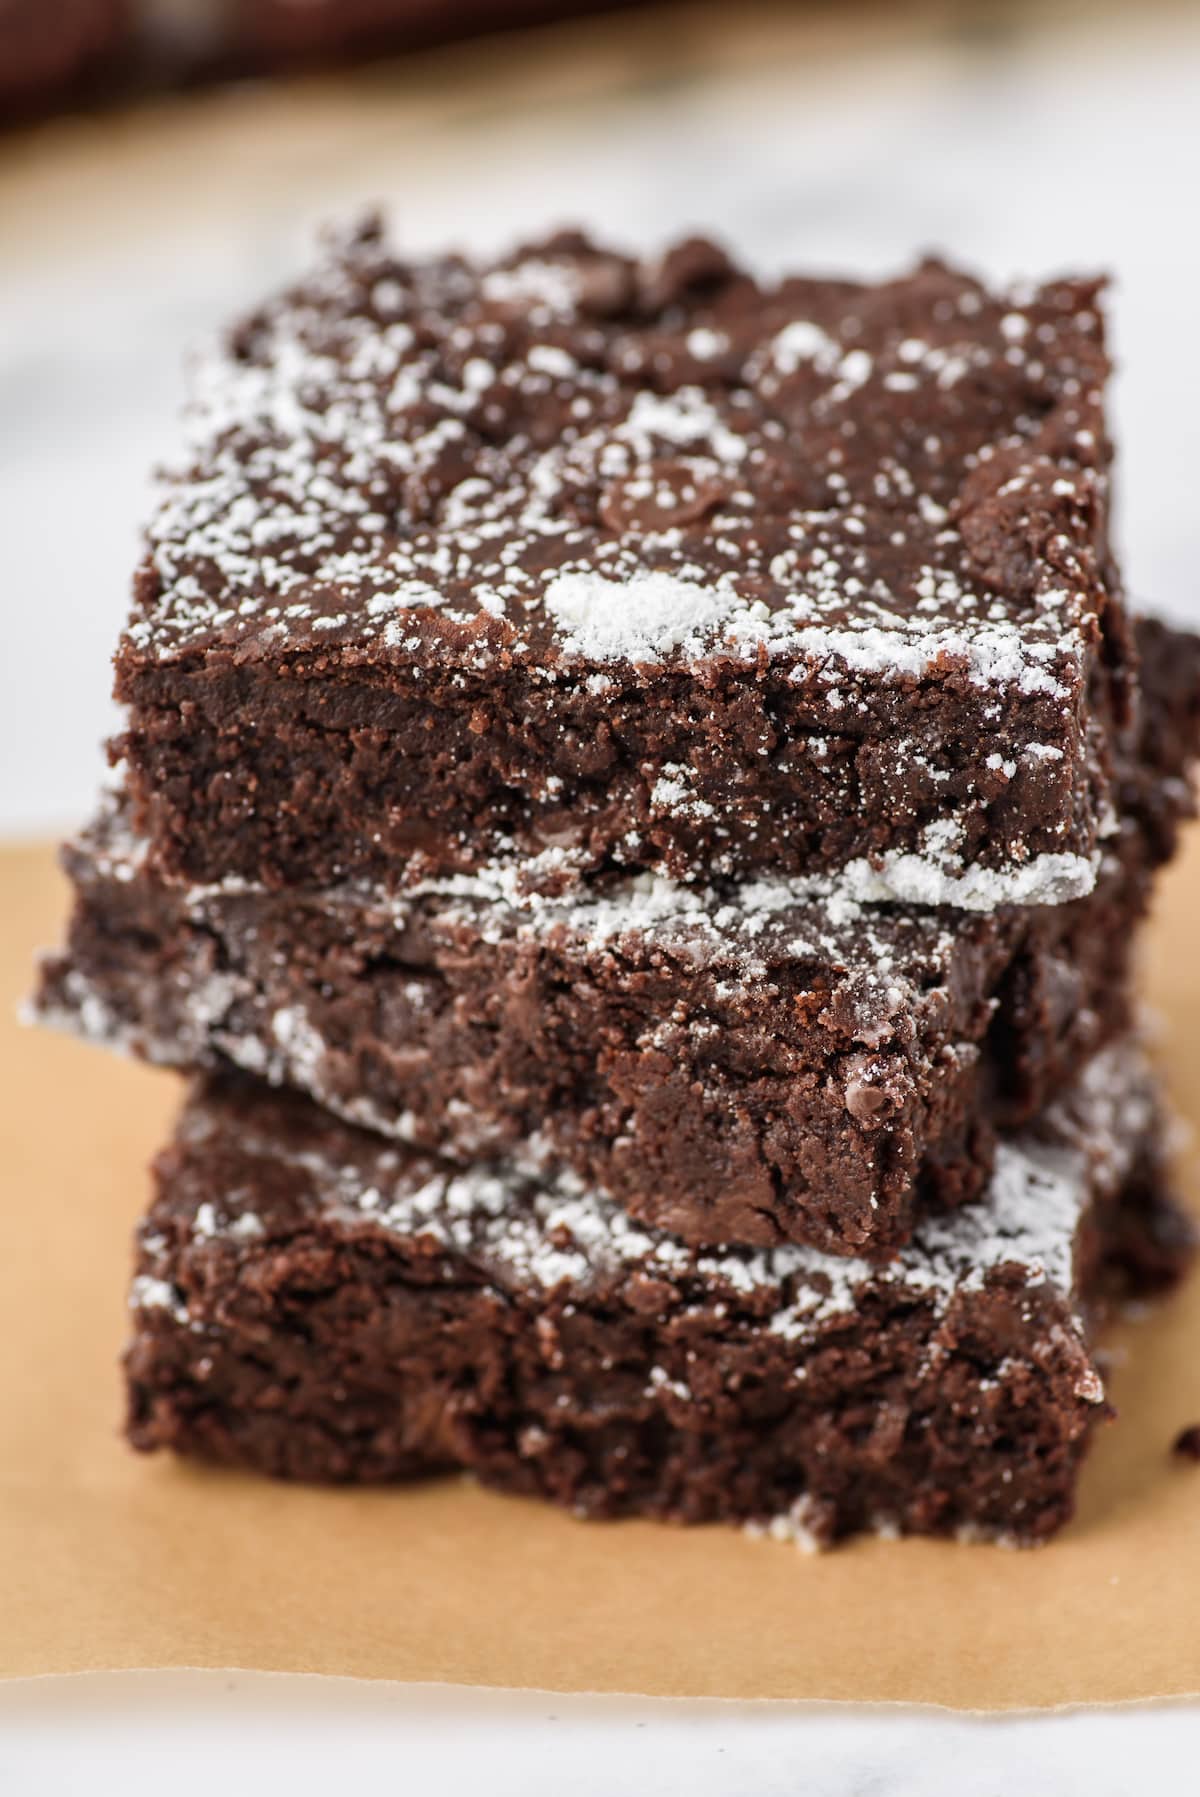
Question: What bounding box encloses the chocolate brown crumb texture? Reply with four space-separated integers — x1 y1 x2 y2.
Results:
112 221 1138 908
124 1040 1194 1547
38 616 1200 1255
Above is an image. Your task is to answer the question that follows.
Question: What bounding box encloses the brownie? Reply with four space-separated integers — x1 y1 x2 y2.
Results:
23 772 1173 1258
0 4 653 124
126 1 646 92
221 0 645 63
0 0 128 117
114 218 1135 908
38 615 1199 1255
124 1041 1193 1547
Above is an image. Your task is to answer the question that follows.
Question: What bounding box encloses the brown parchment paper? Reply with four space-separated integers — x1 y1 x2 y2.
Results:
2 837 1200 1706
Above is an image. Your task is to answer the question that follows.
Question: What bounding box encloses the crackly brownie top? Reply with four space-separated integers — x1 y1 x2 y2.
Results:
126 218 1113 695
137 1043 1147 1351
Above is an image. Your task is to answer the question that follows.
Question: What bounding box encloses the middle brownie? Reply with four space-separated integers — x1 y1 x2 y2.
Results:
38 664 1191 1256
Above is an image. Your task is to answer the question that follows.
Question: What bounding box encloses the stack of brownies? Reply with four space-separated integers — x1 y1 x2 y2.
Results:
34 221 1200 1547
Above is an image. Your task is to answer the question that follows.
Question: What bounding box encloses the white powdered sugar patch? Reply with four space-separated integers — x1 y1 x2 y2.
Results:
745 1494 828 1552
837 823 1100 910
129 1274 190 1326
785 613 1073 698
364 859 919 967
381 828 1098 930
542 569 749 663
748 1504 1013 1553
270 1005 328 1082
194 1202 265 1242
769 319 839 374
34 799 940 965
618 387 750 466
479 258 583 319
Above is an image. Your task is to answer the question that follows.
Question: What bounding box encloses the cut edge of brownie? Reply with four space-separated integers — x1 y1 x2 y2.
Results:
112 656 1116 910
124 1037 1194 1547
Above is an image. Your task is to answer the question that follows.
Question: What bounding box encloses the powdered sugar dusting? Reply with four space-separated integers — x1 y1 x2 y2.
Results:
40 802 1124 1188
153 1042 1150 1355
838 826 1098 909
124 222 1110 725
60 802 972 986
543 570 746 662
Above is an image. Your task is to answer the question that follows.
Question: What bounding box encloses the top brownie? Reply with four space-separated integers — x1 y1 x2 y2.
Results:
115 219 1133 904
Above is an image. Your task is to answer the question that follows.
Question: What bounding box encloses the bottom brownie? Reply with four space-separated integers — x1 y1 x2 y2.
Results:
126 1042 1192 1547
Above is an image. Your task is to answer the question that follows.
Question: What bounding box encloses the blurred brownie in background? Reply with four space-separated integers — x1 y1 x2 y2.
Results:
0 0 644 122
223 0 643 64
0 0 129 118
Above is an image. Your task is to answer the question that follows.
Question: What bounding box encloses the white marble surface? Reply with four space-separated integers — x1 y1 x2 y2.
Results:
1 1674 1199 1795
2 4 1199 1783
